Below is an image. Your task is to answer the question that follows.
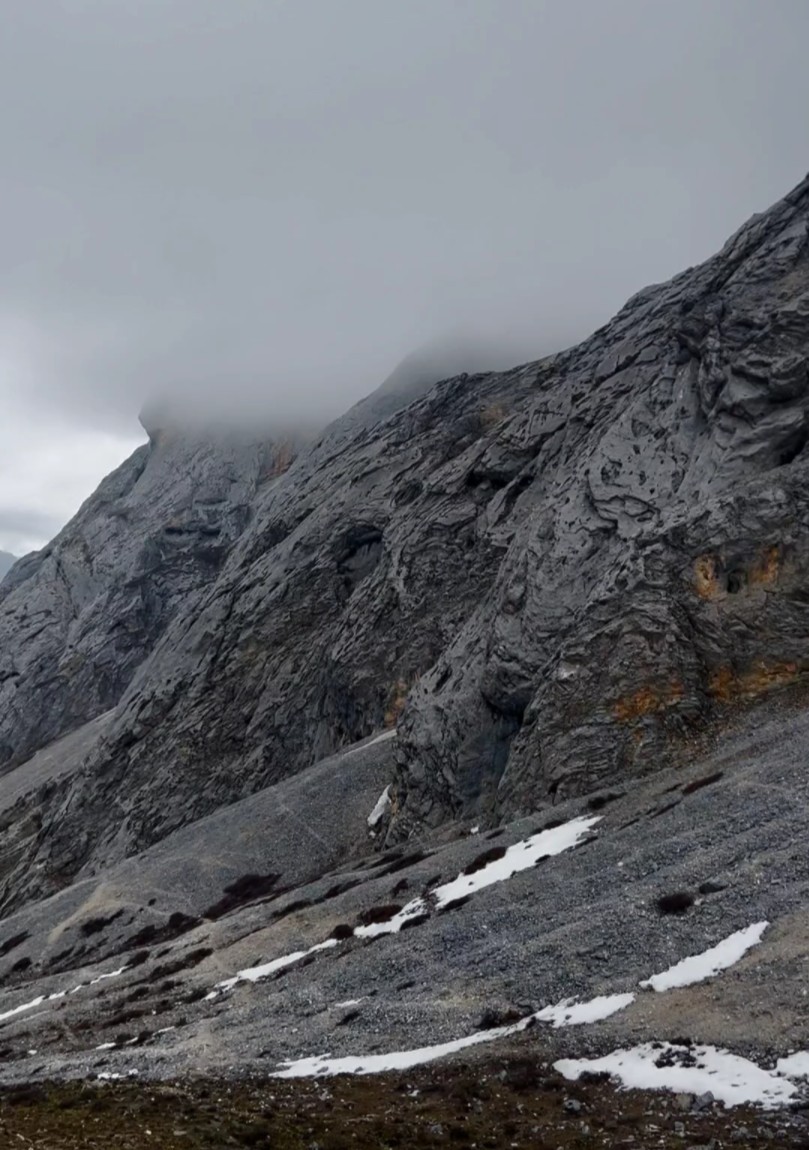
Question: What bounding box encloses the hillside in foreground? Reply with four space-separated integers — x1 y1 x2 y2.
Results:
0 174 809 1138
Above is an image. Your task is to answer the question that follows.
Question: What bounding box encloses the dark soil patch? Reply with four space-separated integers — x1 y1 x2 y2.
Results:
0 931 29 958
372 849 429 878
587 790 625 811
271 898 311 921
650 800 681 820
462 845 506 876
682 770 724 796
203 873 281 920
80 909 125 937
0 1059 802 1149
123 912 200 951
330 923 355 940
143 947 213 983
656 891 695 915
356 903 402 927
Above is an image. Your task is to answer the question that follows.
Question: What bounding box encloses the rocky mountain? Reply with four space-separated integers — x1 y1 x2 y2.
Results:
0 550 14 580
0 174 808 1112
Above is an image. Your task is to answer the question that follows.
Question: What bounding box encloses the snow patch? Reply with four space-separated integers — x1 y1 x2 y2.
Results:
272 991 634 1078
273 1016 532 1077
367 785 392 828
354 899 427 938
640 923 768 992
211 939 339 996
555 1042 796 1109
777 1051 809 1078
535 993 635 1027
0 996 45 1024
433 816 600 908
209 815 601 998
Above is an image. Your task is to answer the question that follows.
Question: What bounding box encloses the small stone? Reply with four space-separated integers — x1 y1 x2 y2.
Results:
674 1092 695 1112
563 1098 582 1113
674 1121 686 1137
692 1091 715 1112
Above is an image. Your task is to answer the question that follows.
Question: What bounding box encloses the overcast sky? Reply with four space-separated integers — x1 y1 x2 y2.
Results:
1 0 807 554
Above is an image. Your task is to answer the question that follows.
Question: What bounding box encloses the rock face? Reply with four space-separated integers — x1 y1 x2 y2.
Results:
2 172 809 913
0 429 280 771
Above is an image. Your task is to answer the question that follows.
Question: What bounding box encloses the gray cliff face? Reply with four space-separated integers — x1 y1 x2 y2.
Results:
395 173 809 833
0 430 283 771
2 173 809 912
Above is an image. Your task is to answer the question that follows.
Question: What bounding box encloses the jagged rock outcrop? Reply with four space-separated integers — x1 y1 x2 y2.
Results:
394 173 809 832
0 428 281 770
2 172 809 912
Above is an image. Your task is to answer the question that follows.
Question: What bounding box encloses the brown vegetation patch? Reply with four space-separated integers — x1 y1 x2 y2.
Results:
708 661 799 704
1 1059 796 1150
749 544 781 587
611 680 684 723
693 553 720 598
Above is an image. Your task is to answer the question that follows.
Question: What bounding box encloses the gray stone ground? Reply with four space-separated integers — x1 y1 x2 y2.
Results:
0 697 808 1094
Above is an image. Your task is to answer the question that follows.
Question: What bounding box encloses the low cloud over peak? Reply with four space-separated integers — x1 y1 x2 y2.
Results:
0 0 807 547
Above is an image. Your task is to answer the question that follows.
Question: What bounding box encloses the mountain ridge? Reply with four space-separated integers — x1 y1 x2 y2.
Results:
0 173 808 1102
1 172 808 912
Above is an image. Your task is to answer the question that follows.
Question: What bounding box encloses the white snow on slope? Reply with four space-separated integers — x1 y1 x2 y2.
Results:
640 923 768 992
0 965 128 1027
272 992 634 1078
555 1042 797 1109
209 939 338 997
432 816 600 908
777 1051 809 1078
535 993 636 1027
354 898 428 938
210 815 598 996
273 1016 531 1077
0 995 45 1024
367 785 392 828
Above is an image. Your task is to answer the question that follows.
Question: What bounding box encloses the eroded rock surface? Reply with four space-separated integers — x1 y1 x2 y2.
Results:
1 173 809 914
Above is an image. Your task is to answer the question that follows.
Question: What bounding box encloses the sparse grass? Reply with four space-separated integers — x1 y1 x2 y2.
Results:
384 678 409 728
0 1059 800 1149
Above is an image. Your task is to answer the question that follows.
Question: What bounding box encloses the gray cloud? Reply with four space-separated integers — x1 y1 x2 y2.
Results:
0 0 808 542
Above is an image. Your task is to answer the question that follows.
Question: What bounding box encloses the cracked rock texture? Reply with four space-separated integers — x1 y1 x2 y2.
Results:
2 173 809 914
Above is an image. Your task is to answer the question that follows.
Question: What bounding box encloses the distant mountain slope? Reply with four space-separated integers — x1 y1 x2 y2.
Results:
1 172 809 913
0 551 14 580
0 433 283 770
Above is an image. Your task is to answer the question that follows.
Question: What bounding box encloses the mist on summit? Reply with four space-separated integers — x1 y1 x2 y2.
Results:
0 0 807 552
